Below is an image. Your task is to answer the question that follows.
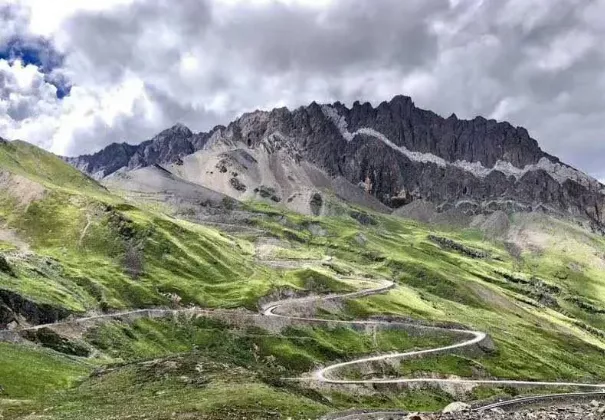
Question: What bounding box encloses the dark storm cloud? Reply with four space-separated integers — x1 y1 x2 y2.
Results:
214 0 448 74
60 0 448 98
63 0 446 76
60 0 213 83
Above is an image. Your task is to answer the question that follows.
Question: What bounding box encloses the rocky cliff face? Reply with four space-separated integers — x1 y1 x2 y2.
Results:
0 288 71 328
66 95 605 226
65 123 211 179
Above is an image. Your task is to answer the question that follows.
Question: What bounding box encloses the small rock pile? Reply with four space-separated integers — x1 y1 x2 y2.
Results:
427 235 490 259
404 400 605 420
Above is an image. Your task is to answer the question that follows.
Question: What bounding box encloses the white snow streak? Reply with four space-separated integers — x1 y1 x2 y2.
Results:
321 105 601 190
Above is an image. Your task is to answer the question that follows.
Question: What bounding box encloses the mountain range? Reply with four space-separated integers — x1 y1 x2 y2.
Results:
66 95 605 228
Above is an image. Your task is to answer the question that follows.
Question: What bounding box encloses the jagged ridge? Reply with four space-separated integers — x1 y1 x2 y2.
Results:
65 95 605 226
65 123 214 179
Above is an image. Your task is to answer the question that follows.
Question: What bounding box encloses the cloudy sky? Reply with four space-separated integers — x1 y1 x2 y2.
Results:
1 0 603 180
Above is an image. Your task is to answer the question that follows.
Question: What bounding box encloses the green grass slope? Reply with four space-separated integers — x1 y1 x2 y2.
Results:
0 140 104 195
1 140 605 419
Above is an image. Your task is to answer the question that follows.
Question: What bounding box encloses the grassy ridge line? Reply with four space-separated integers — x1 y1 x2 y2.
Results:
0 140 106 196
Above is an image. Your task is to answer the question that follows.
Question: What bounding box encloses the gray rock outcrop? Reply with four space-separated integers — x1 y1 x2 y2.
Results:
0 288 71 328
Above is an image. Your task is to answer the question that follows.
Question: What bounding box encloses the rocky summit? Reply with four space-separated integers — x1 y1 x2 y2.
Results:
64 123 212 179
65 95 605 228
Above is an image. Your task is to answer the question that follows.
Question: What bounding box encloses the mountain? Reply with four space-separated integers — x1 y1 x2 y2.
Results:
66 95 605 227
65 123 213 179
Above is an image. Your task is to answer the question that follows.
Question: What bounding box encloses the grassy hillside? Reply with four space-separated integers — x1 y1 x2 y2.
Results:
0 141 299 314
1 140 605 419
0 140 104 195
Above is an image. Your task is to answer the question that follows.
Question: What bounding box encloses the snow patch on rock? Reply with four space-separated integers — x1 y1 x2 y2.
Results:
321 105 601 190
321 105 354 142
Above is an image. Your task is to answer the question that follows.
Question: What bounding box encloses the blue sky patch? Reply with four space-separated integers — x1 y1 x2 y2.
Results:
0 36 71 99
0 37 61 70
46 72 72 99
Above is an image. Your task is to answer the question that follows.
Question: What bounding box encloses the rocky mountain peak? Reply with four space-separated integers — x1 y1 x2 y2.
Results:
387 94 415 110
64 123 202 179
147 124 194 148
160 123 193 137
66 94 604 227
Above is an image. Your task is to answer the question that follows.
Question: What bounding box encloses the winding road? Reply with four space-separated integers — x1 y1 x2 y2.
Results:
9 258 605 418
260 271 605 417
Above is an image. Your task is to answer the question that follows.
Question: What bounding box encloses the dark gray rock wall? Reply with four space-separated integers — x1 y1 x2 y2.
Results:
341 96 548 168
0 288 71 328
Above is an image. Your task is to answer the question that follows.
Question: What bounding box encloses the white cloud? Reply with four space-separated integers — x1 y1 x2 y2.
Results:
0 57 162 155
18 0 136 37
489 97 528 121
533 30 595 72
0 59 60 146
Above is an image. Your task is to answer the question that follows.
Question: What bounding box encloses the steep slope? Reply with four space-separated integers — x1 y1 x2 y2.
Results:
164 140 390 216
66 96 605 228
102 163 239 216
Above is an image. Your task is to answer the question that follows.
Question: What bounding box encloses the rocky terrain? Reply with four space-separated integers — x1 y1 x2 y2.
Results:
64 123 211 179
324 400 605 420
65 95 605 227
425 401 605 420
